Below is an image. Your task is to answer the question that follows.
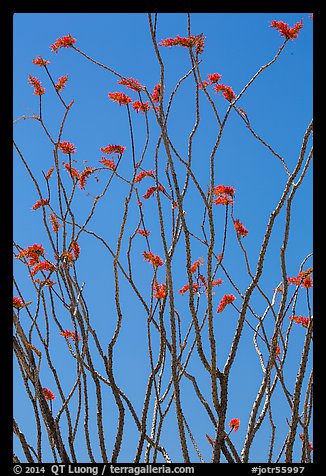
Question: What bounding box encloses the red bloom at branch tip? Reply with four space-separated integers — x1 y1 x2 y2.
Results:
28 75 45 95
207 72 222 84
42 388 56 400
32 199 50 210
213 195 234 205
143 185 163 199
55 74 69 92
143 251 164 267
17 244 46 263
234 219 248 237
32 56 50 66
153 280 167 299
58 141 76 154
191 259 204 273
118 77 144 92
229 418 240 432
289 316 312 328
132 100 151 114
213 84 236 101
51 34 76 53
64 163 79 179
70 240 80 260
158 34 205 54
45 167 54 180
301 276 313 289
134 170 155 183
212 279 223 287
178 283 199 295
99 157 116 170
270 20 303 40
217 294 236 313
137 229 151 237
13 297 30 309
49 214 60 233
214 185 235 197
60 330 82 341
79 167 95 189
100 145 126 155
287 269 313 288
31 261 55 276
108 92 132 106
151 84 163 103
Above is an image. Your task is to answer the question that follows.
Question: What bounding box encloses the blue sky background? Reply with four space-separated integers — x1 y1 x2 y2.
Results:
13 12 313 463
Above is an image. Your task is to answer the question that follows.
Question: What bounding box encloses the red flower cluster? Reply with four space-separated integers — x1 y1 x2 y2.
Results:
143 251 164 267
191 259 203 273
213 184 235 205
270 20 303 40
49 213 60 233
108 92 132 106
55 74 68 92
179 283 199 295
212 279 223 288
132 101 151 114
179 276 222 296
137 229 151 237
79 167 95 189
13 297 29 309
199 72 222 89
289 316 312 328
60 329 82 341
118 77 144 92
51 34 76 53
151 84 162 103
288 269 313 288
100 144 125 155
32 56 50 67
99 157 116 170
59 251 76 266
213 84 236 102
143 185 164 199
234 219 248 237
64 163 79 179
134 170 155 183
28 75 45 95
58 141 76 154
31 261 55 276
45 167 54 180
70 240 80 260
42 388 56 401
153 280 167 299
17 243 46 264
229 418 240 432
217 294 236 313
158 34 205 54
32 198 50 210
17 244 56 276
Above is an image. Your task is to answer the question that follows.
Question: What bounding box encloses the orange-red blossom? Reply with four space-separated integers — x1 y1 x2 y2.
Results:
229 418 240 432
42 388 56 400
270 20 303 40
217 294 236 313
143 251 164 267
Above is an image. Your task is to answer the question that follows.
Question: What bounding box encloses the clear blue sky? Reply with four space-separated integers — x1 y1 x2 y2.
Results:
13 12 313 463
